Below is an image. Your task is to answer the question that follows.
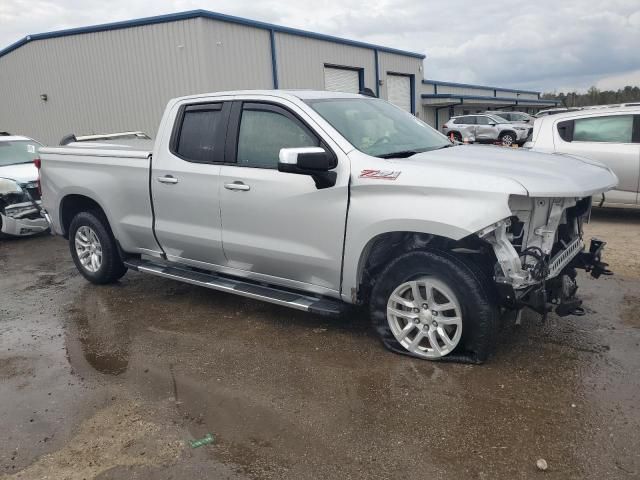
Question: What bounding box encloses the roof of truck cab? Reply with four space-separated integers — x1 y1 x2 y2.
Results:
0 135 38 143
172 90 366 103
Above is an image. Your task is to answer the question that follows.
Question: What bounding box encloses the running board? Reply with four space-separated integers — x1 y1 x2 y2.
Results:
124 258 344 317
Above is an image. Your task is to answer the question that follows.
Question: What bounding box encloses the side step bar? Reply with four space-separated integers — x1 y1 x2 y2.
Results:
124 258 344 317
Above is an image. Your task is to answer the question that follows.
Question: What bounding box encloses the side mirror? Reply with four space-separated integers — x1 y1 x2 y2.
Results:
279 147 334 171
278 147 337 189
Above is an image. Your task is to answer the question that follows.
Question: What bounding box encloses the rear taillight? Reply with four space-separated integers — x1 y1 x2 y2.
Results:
442 125 447 129
34 158 42 195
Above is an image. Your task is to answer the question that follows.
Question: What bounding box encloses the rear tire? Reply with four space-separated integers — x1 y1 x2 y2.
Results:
450 131 462 142
370 249 498 363
69 211 127 284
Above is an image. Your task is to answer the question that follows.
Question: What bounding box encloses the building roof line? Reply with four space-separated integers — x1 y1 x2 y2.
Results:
421 93 559 105
0 9 426 60
423 79 540 95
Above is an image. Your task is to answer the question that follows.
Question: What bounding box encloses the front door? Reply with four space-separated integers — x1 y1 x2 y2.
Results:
151 101 230 266
219 101 349 293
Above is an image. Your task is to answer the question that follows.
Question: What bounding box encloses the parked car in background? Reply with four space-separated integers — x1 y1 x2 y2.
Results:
0 136 49 237
483 111 535 125
526 106 639 207
40 90 616 363
443 114 530 146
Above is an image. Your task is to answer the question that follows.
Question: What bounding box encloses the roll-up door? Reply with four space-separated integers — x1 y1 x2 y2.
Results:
387 74 411 112
324 67 360 93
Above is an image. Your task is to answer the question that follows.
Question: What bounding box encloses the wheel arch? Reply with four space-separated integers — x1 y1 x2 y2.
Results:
345 226 496 305
59 193 110 239
499 129 517 138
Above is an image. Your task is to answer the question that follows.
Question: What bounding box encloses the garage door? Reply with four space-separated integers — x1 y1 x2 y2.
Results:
324 67 360 93
387 74 411 112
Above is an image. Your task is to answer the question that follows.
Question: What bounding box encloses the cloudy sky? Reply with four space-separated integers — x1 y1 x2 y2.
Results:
1 0 639 93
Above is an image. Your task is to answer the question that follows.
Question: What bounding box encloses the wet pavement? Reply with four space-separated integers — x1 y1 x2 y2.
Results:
1 209 639 479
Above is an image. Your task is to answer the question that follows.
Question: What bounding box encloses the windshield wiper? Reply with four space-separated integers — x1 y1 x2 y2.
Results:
377 150 423 159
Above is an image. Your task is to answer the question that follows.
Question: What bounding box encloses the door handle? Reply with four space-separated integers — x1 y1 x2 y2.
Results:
157 175 178 184
224 182 250 191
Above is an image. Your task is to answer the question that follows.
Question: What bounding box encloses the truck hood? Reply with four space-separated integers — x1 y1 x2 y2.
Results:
0 162 38 184
391 145 618 197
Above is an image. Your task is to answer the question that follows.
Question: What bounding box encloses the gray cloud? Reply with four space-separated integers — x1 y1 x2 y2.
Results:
1 0 639 92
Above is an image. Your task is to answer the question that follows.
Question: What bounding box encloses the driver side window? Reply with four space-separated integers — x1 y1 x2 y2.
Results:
236 105 320 169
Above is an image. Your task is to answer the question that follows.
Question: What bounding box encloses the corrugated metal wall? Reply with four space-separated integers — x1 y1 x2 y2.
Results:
199 19 273 91
0 16 423 145
274 33 376 91
0 19 209 144
0 18 274 145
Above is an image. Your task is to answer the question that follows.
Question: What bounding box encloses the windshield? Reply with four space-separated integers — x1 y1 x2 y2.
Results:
306 98 451 157
0 140 42 167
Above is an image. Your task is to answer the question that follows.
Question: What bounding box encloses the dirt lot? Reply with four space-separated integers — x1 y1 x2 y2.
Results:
1 208 639 479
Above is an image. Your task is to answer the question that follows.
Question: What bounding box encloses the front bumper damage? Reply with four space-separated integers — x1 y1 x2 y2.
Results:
481 197 612 319
494 238 611 317
0 185 49 237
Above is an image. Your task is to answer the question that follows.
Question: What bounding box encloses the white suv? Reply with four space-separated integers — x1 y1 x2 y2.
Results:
526 106 640 207
442 114 530 146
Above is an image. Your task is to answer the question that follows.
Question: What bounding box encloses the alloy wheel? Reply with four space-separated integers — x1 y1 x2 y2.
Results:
386 277 463 359
75 226 103 273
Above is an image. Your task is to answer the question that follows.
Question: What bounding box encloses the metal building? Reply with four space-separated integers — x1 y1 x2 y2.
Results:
0 9 558 145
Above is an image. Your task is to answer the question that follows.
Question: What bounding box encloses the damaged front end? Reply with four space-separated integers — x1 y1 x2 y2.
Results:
479 195 611 319
0 178 49 236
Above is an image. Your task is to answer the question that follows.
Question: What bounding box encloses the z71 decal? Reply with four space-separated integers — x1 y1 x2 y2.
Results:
359 169 401 180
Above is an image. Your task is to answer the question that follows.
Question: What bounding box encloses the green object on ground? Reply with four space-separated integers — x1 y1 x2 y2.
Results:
189 433 214 448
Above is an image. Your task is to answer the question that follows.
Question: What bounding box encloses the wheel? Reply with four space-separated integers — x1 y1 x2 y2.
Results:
69 210 127 284
499 132 515 146
370 249 499 363
450 132 462 142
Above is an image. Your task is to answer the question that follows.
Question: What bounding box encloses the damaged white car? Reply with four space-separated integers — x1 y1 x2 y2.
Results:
0 136 49 237
40 91 617 363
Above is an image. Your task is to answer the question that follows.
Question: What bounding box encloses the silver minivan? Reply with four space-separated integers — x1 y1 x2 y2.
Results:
526 106 640 206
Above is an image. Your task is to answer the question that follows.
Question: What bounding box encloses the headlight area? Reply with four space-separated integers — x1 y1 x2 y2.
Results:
476 195 612 318
0 178 49 236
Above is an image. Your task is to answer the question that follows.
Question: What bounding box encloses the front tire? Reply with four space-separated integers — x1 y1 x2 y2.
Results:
370 250 498 363
69 211 127 284
499 132 516 146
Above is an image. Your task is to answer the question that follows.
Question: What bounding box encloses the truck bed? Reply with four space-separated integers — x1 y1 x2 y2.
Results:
39 142 159 256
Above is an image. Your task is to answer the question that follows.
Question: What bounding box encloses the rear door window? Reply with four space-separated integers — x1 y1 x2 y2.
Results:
172 103 224 163
572 115 634 143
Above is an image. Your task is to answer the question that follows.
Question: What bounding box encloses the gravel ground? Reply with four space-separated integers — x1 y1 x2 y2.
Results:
1 207 639 479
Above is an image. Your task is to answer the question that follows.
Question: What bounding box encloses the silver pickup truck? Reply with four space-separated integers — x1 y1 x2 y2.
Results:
40 90 617 363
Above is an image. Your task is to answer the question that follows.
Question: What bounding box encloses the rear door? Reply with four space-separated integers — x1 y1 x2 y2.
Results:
555 114 640 205
218 99 349 293
151 100 230 266
456 116 477 141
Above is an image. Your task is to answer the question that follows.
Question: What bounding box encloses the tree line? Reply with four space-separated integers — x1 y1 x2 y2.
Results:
541 86 640 107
